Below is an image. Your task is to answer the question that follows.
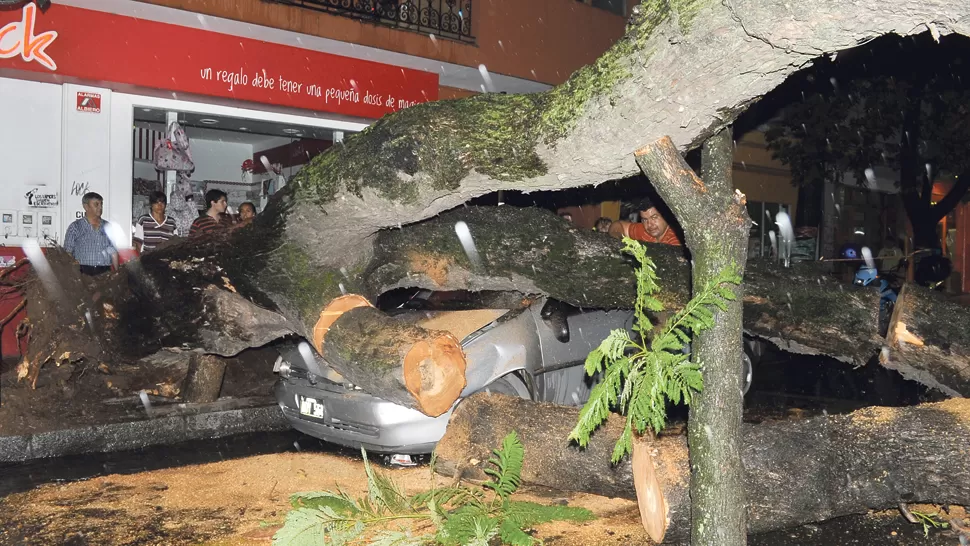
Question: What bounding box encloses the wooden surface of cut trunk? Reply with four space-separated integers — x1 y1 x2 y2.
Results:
885 283 970 397
324 306 467 416
436 393 970 543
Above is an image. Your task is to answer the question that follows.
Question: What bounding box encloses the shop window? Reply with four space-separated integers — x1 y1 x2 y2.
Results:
745 200 808 260
266 0 475 43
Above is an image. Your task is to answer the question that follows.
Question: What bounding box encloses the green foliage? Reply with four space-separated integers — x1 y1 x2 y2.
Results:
569 238 741 463
273 432 593 546
764 45 970 194
907 509 950 537
482 431 524 502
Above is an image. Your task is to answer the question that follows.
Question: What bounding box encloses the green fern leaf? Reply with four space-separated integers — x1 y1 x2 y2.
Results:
272 507 335 546
499 519 536 546
575 240 741 460
361 447 409 513
483 431 525 500
504 501 595 526
288 491 358 516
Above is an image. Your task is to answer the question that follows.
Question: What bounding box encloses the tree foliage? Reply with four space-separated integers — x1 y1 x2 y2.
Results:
568 238 741 463
763 34 970 246
273 431 593 546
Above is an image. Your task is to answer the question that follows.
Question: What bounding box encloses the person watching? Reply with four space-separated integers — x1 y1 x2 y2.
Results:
610 197 683 245
594 217 613 234
237 202 257 226
133 191 178 253
190 189 231 238
64 192 118 276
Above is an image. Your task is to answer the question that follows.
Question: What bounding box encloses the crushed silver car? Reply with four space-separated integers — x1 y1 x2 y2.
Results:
274 290 754 454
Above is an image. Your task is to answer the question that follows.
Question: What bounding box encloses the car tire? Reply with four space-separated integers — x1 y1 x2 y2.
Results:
476 373 532 400
741 349 753 396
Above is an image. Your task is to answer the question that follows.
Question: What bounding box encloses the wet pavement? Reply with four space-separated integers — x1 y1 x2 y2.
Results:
0 430 341 498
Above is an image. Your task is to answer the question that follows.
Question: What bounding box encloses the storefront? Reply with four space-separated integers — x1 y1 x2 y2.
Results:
0 0 439 355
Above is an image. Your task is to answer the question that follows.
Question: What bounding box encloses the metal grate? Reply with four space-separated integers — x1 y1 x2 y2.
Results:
265 0 474 43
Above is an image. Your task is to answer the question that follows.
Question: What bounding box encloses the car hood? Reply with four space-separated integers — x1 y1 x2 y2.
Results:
391 309 510 344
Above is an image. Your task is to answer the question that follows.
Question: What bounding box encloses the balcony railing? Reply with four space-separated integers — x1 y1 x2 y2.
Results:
265 0 474 43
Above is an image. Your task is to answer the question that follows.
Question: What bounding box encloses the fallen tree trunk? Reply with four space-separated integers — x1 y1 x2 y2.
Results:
366 206 885 367
435 393 970 543
18 205 968 404
324 305 467 416
7 2 968 406
884 283 970 397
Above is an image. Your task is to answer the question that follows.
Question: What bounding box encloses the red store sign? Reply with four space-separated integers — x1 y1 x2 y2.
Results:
0 3 438 119
76 91 101 113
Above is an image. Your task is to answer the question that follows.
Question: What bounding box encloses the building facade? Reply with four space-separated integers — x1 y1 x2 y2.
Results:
0 0 631 356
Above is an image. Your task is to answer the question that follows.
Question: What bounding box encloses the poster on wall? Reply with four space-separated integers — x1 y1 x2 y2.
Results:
76 91 101 113
24 187 58 208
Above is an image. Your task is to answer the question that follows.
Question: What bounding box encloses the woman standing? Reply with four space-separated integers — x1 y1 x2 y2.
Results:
133 191 179 253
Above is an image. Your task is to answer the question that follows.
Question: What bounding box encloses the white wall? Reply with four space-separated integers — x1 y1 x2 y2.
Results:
0 78 62 244
61 84 113 230
183 139 254 183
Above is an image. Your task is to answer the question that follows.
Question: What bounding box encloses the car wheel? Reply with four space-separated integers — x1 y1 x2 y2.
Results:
477 373 532 400
741 348 753 396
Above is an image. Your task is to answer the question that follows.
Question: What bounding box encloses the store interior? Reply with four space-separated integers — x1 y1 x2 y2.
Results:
131 109 337 224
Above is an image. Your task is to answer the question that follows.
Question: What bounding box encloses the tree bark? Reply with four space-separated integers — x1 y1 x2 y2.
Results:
10 1 970 408
324 306 467 416
364 205 888 368
635 133 750 545
435 393 970 543
884 283 970 397
181 353 228 403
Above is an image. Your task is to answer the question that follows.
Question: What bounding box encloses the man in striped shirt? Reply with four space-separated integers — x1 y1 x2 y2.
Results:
64 192 118 276
189 189 231 238
134 191 178 253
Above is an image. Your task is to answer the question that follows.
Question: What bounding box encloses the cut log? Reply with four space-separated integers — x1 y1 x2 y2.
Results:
312 294 373 353
884 283 970 397
181 354 228 403
435 393 970 543
181 353 228 403
324 306 467 416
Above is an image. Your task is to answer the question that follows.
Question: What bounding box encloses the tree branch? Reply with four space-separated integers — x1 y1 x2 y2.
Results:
927 173 970 224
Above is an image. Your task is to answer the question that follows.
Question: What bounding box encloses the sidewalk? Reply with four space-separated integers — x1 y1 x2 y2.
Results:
0 397 288 463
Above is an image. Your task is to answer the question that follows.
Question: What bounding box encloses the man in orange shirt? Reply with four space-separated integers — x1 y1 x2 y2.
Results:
609 197 683 245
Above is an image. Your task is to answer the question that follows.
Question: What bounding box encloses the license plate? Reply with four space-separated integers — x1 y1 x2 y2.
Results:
298 395 326 419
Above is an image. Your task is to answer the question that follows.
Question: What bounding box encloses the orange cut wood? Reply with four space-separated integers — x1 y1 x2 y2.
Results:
633 433 669 543
313 294 373 354
402 333 467 416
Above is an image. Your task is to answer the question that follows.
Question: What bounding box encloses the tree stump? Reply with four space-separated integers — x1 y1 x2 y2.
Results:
181 353 228 404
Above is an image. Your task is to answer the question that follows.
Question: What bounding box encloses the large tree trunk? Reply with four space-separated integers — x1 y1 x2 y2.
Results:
884 283 970 397
9 2 970 409
436 393 970 544
364 206 886 367
636 133 751 545
17 204 970 408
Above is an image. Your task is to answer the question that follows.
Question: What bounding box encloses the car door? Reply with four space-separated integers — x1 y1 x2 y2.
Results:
529 301 635 406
